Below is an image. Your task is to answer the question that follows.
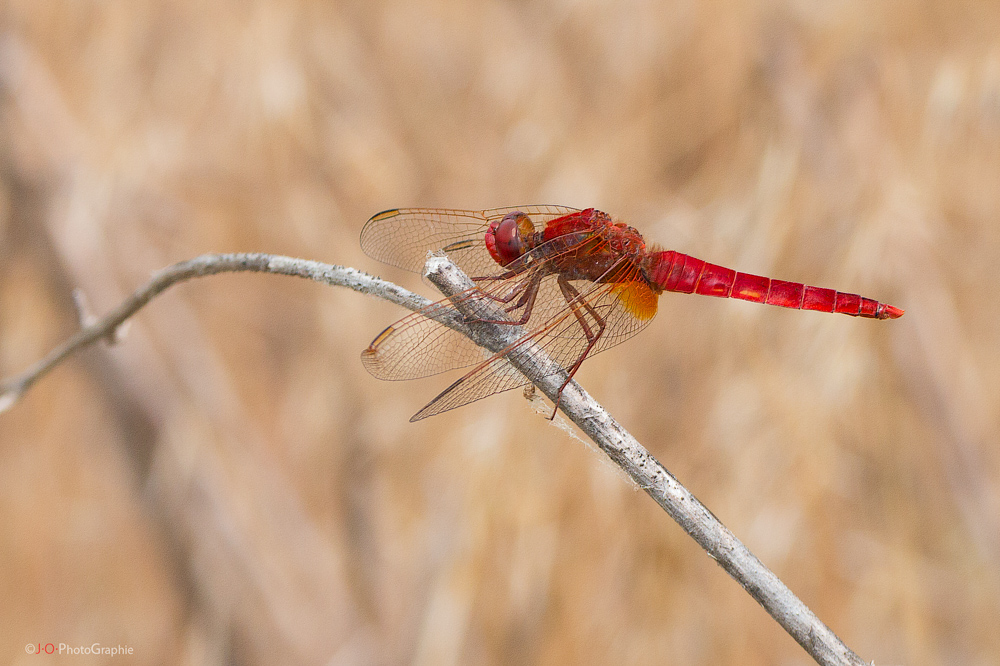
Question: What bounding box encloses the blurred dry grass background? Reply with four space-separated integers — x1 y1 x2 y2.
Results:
0 1 998 664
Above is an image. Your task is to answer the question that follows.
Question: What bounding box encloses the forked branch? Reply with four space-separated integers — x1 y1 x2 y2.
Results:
0 252 866 665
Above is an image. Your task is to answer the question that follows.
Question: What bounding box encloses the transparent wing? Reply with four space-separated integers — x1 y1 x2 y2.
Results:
362 222 595 381
359 205 581 277
410 260 659 420
361 277 539 381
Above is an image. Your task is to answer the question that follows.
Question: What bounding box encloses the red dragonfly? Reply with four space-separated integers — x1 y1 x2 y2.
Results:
360 206 903 421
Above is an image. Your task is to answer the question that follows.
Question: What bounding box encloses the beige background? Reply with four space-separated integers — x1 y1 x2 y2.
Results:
1 1 998 664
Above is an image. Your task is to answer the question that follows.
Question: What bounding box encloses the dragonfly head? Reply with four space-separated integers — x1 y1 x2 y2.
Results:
486 211 533 266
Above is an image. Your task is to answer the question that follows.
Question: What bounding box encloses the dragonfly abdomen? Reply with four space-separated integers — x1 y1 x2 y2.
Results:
643 250 903 319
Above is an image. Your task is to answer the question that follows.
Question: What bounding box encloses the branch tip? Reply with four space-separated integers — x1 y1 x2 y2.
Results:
0 387 22 414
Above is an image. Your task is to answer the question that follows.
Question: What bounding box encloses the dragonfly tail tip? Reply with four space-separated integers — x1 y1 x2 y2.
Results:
879 304 905 319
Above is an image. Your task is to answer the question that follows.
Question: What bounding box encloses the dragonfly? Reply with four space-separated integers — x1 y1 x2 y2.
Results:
360 206 903 421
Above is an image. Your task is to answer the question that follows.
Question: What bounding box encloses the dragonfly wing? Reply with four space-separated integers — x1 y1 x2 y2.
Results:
361 294 492 380
481 204 582 228
360 206 580 276
410 262 659 420
410 356 531 421
362 266 550 380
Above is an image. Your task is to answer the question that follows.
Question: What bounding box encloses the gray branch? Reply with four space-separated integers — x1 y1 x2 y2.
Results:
0 253 447 412
0 251 866 665
423 255 867 666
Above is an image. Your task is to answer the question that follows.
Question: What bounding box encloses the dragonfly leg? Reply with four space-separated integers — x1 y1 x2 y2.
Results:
467 270 543 327
480 274 532 307
549 275 607 419
470 262 529 286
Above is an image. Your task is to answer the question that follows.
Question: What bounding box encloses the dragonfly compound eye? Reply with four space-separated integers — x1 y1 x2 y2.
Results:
486 212 529 266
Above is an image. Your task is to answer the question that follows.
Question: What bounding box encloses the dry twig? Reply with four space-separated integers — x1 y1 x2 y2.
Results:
0 252 867 665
